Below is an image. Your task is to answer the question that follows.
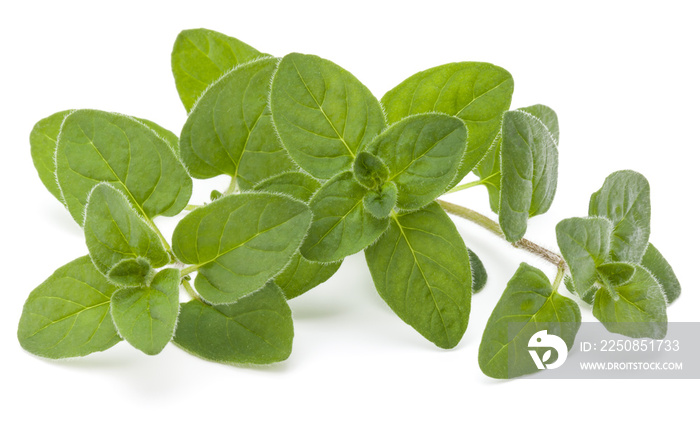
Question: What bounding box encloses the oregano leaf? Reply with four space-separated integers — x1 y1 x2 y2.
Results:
519 104 559 145
56 109 193 224
499 110 558 242
478 263 581 379
597 262 636 288
381 62 513 182
593 266 667 339
172 193 312 304
172 28 267 112
362 114 468 211
270 53 386 179
364 202 471 349
253 171 321 203
107 257 154 288
173 282 294 364
473 133 502 213
641 243 681 304
179 57 296 189
110 268 180 355
17 256 121 358
588 170 651 263
353 151 389 190
363 182 398 219
301 171 389 262
467 248 488 293
30 110 71 204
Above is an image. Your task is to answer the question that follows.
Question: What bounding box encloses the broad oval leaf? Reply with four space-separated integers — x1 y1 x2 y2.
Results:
172 28 267 112
180 57 296 189
593 266 667 339
641 243 681 304
84 183 169 281
467 248 488 293
253 171 321 203
56 110 192 224
478 263 581 379
301 172 389 262
555 217 612 301
363 114 468 210
172 193 312 304
17 256 121 358
519 104 559 145
270 53 386 179
364 202 471 349
173 282 294 364
381 62 513 182
30 110 72 204
110 268 180 355
589 170 651 263
499 110 558 242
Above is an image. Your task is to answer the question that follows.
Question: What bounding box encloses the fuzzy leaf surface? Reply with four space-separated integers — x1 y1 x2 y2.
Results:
110 269 180 355
107 258 154 288
301 171 389 262
56 110 192 224
364 202 471 349
270 53 386 179
172 193 311 304
363 114 468 210
253 171 321 203
172 28 266 112
589 170 650 263
641 243 681 304
499 110 558 242
381 62 513 182
468 248 488 293
17 256 121 358
180 57 295 188
30 110 72 203
478 263 581 379
519 104 559 144
173 282 293 364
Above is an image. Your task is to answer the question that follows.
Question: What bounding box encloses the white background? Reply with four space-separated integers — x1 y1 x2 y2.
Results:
2 1 698 435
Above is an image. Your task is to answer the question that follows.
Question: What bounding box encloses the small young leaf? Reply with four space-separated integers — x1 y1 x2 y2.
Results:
364 202 471 349
107 257 154 287
589 170 650 262
30 110 72 204
641 243 681 304
363 182 398 219
353 151 389 190
478 263 581 379
362 114 468 210
301 172 389 262
17 256 121 358
253 171 322 203
597 262 636 288
56 109 192 224
270 53 386 179
381 62 513 182
110 268 180 355
84 183 169 279
179 57 296 189
172 193 311 304
467 248 488 293
556 217 612 299
593 266 667 339
173 282 294 364
172 28 267 112
499 110 558 242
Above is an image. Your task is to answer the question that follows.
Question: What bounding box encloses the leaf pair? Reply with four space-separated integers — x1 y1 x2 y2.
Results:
556 170 680 338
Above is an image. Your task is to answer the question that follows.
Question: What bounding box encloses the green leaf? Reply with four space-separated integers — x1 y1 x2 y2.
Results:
589 170 651 262
17 256 121 358
270 53 386 179
172 28 267 112
56 109 192 224
301 172 389 262
363 182 398 219
179 57 296 189
468 248 488 293
473 133 502 213
353 151 389 190
641 243 681 304
478 263 581 379
110 268 180 355
597 262 635 289
173 282 294 364
172 193 311 304
381 62 513 182
593 266 667 338
253 171 321 203
362 114 468 210
30 110 72 204
364 202 471 349
499 110 558 242
556 217 612 301
107 257 154 287
519 104 559 145
84 183 169 282
137 118 180 156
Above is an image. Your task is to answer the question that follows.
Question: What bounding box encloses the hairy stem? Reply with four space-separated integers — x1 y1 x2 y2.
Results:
446 172 500 194
181 279 201 302
436 199 566 269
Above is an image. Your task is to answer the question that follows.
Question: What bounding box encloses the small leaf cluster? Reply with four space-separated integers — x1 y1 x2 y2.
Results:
19 29 680 378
